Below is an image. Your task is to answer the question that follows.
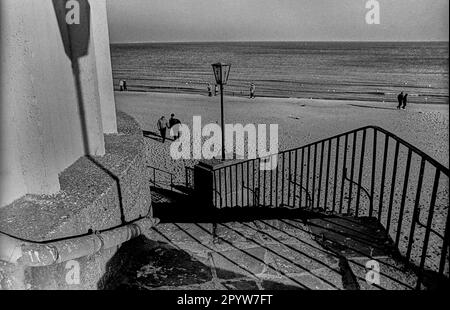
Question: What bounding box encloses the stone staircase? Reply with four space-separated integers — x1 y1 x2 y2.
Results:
103 192 422 290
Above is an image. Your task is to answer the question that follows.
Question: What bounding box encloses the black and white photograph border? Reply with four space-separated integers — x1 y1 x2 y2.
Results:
0 0 448 295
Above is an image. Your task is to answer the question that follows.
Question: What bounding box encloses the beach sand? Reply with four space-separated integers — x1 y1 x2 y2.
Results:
115 91 448 168
115 91 449 275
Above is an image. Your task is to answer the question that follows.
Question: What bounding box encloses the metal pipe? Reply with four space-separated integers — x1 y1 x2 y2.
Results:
0 216 159 267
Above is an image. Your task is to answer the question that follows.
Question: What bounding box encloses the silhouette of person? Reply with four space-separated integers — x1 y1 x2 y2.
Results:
119 80 124 91
157 116 169 143
123 80 128 91
250 83 256 99
169 113 181 140
402 93 408 109
207 83 212 97
397 91 403 109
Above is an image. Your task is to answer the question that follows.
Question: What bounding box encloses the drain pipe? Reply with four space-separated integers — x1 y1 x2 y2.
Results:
0 216 159 267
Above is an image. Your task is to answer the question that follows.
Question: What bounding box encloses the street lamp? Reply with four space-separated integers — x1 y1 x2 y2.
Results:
211 63 231 160
212 62 231 160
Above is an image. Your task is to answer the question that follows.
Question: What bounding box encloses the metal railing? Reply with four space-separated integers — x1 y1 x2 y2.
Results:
148 165 175 191
185 166 195 189
211 125 449 289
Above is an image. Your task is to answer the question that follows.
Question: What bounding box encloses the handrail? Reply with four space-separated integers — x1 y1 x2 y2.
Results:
211 125 449 176
209 125 449 289
148 165 175 190
370 126 449 175
147 165 176 177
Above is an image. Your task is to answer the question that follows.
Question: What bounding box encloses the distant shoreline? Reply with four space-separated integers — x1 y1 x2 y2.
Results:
114 90 449 168
113 87 449 105
111 41 449 105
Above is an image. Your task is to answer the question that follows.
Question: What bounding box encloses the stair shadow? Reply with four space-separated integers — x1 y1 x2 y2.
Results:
152 187 396 256
150 188 450 290
98 236 304 290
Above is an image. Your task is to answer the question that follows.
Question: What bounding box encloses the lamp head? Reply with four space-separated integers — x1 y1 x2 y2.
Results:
211 63 231 85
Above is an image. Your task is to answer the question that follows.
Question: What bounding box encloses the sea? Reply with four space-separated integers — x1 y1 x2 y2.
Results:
110 41 449 104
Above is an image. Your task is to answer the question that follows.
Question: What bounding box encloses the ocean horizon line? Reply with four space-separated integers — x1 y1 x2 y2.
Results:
110 39 450 45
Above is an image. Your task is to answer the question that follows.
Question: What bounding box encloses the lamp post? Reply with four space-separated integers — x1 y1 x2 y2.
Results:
211 63 231 160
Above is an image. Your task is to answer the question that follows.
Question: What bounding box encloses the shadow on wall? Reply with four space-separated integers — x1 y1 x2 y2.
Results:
52 0 91 154
52 1 126 223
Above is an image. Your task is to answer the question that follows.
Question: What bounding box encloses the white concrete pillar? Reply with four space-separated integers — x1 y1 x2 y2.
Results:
0 0 110 207
91 0 118 134
0 0 61 206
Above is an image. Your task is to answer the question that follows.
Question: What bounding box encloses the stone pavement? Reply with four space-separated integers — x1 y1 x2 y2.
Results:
99 214 420 290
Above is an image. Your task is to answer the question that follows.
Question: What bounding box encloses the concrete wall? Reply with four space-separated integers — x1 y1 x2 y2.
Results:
0 0 117 207
91 0 118 134
0 111 153 290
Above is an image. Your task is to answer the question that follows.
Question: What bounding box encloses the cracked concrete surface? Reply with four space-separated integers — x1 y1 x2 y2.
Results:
99 215 420 290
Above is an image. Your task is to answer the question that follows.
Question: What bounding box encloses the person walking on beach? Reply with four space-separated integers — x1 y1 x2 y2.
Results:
214 84 219 96
207 83 212 97
169 113 181 140
157 116 169 143
250 83 256 99
402 93 408 110
397 91 404 109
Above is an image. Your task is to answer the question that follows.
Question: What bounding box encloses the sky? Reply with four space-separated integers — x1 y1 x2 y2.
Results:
106 0 449 43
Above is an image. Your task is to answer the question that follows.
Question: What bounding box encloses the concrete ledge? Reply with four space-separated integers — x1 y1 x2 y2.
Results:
0 111 151 241
0 111 153 289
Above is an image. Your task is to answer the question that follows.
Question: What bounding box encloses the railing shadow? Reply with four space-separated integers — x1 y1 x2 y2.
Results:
98 235 306 290
150 180 437 290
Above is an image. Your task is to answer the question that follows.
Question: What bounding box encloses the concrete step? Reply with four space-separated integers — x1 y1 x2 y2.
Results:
101 212 424 290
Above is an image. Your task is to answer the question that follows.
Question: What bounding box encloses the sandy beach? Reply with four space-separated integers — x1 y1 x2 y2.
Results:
115 91 448 168
115 91 449 271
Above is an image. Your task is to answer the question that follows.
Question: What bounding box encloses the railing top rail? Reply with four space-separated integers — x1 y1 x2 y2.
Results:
147 165 176 177
370 126 449 176
211 125 449 176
